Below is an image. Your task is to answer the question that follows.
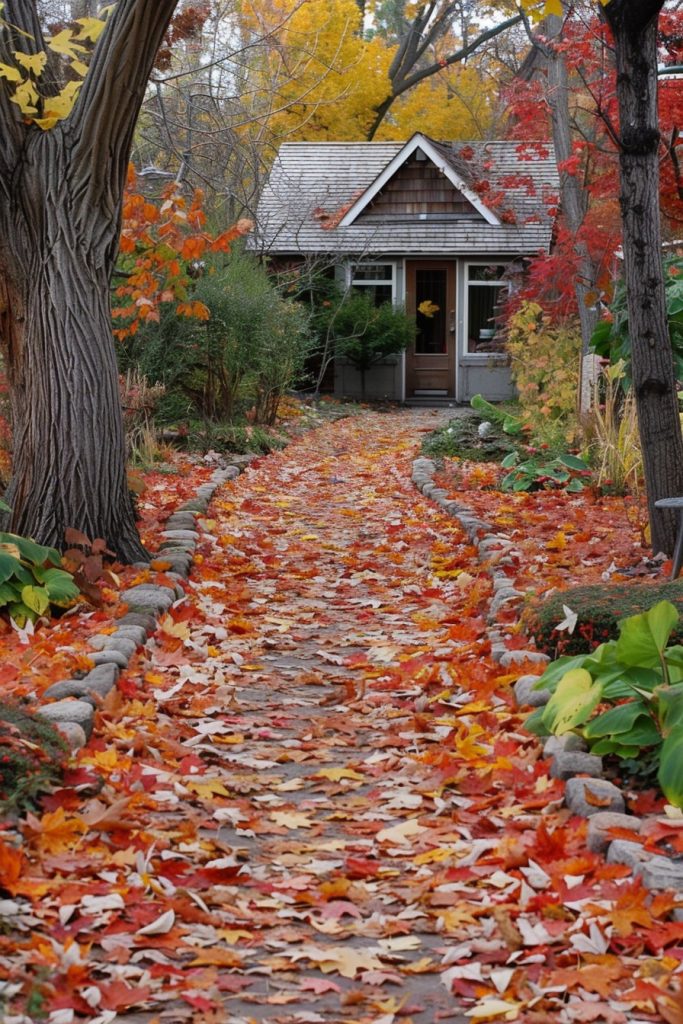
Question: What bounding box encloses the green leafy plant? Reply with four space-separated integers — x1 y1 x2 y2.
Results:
525 600 683 805
469 394 523 435
0 532 80 626
591 253 683 382
500 450 590 492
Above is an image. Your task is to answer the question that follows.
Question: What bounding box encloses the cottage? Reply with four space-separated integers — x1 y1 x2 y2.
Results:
254 132 558 403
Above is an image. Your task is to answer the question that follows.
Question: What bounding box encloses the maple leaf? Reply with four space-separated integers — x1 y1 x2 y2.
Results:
24 807 87 854
0 839 23 893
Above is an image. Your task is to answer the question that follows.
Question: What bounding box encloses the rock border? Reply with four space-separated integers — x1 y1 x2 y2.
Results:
32 463 247 752
412 455 683 893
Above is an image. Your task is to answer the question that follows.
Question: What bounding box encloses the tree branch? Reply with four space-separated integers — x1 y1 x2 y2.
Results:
368 12 523 139
69 0 179 210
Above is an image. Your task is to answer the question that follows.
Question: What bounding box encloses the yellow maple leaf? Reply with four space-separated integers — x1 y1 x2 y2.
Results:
185 778 231 799
159 615 191 641
0 62 22 83
24 807 87 854
315 767 364 782
376 818 426 844
14 51 47 76
11 79 39 115
74 16 107 42
48 30 88 61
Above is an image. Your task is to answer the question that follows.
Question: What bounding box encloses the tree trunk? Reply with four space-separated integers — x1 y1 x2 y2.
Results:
546 12 599 357
604 1 683 554
0 130 146 562
0 0 179 562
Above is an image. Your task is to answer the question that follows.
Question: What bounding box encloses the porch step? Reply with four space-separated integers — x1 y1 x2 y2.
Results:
403 397 462 408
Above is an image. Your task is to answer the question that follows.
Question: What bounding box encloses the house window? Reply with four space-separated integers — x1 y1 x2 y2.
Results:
466 263 509 354
349 262 394 306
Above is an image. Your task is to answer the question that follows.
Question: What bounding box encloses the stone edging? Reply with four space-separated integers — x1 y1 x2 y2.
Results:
31 462 247 752
412 456 683 893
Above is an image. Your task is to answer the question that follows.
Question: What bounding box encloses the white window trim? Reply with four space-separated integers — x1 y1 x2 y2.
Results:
463 261 510 359
346 261 398 303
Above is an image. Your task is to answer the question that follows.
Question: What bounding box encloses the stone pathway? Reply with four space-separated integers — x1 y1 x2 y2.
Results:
6 409 681 1024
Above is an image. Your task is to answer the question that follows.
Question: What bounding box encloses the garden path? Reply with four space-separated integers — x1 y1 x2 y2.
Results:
6 409 682 1024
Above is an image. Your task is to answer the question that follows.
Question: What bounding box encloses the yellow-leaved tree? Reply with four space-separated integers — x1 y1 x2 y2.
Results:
240 0 390 141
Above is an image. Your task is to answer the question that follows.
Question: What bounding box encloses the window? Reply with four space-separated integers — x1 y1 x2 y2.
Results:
349 262 394 307
466 263 509 354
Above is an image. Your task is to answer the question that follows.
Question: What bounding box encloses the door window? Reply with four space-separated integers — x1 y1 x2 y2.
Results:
415 267 447 354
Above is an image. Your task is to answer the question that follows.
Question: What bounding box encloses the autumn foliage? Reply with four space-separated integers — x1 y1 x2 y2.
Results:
113 167 253 340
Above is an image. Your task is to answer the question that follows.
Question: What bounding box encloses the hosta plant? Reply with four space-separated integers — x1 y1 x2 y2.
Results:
0 531 80 626
500 450 590 492
525 600 683 807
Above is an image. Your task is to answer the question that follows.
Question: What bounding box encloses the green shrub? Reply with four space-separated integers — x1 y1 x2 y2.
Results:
118 251 313 425
522 580 683 657
525 601 683 804
591 253 683 382
0 699 68 813
314 289 415 397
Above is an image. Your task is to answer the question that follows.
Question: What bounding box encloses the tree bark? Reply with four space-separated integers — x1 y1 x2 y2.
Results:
545 12 599 358
0 0 179 561
602 0 683 554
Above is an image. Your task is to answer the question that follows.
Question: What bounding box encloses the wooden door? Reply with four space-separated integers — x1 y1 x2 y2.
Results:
405 261 456 397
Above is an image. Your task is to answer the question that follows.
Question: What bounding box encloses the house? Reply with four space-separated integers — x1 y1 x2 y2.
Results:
254 132 558 403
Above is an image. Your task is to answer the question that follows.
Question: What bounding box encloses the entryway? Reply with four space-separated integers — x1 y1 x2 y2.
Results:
405 260 456 399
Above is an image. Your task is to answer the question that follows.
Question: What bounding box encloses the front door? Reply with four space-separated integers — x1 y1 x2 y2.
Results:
405 261 456 398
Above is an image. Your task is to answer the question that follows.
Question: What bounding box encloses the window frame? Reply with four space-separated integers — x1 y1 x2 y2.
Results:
463 261 510 357
346 261 397 305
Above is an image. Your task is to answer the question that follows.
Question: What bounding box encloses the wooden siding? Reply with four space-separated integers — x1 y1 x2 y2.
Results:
358 155 483 221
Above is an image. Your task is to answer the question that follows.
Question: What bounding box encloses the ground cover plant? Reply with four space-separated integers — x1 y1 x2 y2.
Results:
1 409 683 1023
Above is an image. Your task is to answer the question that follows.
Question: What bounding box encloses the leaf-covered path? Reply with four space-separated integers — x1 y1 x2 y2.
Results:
5 410 683 1024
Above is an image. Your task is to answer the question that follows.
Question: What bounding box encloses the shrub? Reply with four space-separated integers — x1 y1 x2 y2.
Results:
118 251 312 425
505 302 581 445
0 530 80 627
522 580 683 657
119 369 166 460
315 289 415 397
0 699 68 813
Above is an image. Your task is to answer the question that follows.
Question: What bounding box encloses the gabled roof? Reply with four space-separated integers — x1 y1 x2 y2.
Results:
254 135 558 257
339 133 500 227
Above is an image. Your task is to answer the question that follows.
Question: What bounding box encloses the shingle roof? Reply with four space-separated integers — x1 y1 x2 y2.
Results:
254 134 558 257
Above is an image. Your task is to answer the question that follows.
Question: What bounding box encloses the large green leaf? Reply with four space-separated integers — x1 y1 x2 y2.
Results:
659 724 683 808
615 601 679 667
557 453 589 471
35 566 80 605
524 706 550 736
655 682 683 736
535 654 589 692
583 700 649 739
0 531 61 568
602 665 662 700
0 581 20 605
21 585 50 616
542 669 603 735
0 551 21 586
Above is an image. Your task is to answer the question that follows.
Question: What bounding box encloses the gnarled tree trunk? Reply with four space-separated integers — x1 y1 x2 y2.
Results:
0 0 180 560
